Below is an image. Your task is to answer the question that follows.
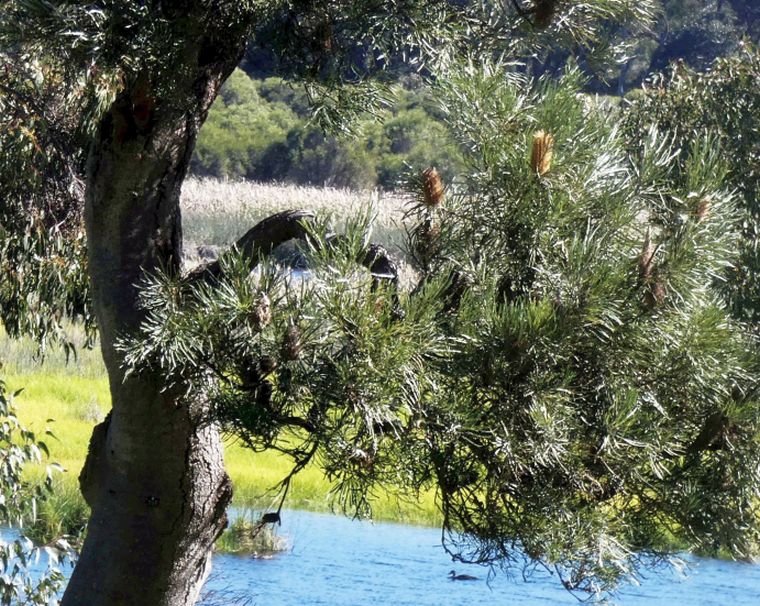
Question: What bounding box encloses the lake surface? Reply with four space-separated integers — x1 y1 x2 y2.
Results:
4 509 759 605
201 510 760 606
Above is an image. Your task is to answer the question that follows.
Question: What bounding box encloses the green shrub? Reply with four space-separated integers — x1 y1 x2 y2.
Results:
192 70 300 180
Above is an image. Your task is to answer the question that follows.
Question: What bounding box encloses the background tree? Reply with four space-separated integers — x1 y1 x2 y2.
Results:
190 69 466 188
0 48 92 354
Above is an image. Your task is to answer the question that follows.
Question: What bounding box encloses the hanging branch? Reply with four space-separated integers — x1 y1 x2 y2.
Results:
187 209 401 291
187 209 317 284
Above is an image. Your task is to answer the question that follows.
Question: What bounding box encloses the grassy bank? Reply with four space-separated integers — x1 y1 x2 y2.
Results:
1 330 441 541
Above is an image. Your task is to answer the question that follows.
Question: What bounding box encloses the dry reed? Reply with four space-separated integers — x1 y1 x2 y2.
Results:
181 177 406 249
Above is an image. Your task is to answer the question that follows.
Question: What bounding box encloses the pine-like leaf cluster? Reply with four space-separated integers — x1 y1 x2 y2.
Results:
623 43 760 325
121 63 760 595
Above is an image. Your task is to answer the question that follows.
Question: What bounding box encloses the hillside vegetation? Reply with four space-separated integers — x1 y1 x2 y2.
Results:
190 70 464 190
190 0 760 190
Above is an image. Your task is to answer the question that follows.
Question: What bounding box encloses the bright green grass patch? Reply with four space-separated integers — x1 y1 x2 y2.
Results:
4 369 441 531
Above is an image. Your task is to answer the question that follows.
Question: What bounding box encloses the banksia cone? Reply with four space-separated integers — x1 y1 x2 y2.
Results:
256 379 274 410
415 219 442 259
259 355 277 374
533 0 558 28
421 167 445 207
250 294 272 330
315 21 334 52
643 276 667 308
281 324 302 361
238 362 259 389
694 197 711 222
530 131 554 176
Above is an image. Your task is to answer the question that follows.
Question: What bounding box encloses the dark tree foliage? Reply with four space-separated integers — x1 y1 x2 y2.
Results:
534 0 760 94
622 44 760 325
0 44 93 353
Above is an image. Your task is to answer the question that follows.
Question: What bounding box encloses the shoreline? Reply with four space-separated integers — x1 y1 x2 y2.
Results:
2 366 442 554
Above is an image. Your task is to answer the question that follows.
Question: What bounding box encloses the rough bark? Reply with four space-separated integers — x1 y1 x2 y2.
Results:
60 17 247 606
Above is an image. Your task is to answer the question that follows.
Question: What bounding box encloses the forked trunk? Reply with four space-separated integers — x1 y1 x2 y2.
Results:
60 26 246 606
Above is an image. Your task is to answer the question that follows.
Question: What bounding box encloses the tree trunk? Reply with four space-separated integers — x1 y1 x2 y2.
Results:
60 21 246 606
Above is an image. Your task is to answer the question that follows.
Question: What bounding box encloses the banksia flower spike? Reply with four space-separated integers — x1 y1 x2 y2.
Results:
250 294 272 330
282 324 303 361
638 229 655 283
694 196 711 222
530 130 554 176
421 167 445 207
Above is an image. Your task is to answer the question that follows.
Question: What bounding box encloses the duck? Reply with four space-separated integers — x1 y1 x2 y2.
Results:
448 570 478 581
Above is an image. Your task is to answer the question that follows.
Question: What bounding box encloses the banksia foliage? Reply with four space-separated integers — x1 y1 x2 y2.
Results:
530 130 554 175
250 294 272 330
421 167 445 207
121 61 758 601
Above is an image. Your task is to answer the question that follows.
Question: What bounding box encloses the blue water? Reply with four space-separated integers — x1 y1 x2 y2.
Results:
5 510 760 605
201 510 760 606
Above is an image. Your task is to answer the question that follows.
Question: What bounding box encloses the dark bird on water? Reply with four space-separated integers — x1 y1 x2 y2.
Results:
449 570 478 581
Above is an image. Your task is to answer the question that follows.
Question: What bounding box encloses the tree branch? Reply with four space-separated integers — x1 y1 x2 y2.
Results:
187 209 316 284
187 209 401 292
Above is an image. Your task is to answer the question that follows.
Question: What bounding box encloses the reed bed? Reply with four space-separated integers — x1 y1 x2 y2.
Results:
181 177 418 286
182 177 408 252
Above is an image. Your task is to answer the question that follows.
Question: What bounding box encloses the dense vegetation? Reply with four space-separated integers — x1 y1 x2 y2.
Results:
0 380 71 605
191 70 464 189
192 0 760 189
127 62 760 594
623 44 760 325
559 0 760 93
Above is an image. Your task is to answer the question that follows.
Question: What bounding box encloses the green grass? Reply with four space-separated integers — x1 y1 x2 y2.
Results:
2 332 442 543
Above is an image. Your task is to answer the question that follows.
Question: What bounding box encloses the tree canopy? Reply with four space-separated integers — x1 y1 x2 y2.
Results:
4 1 760 605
